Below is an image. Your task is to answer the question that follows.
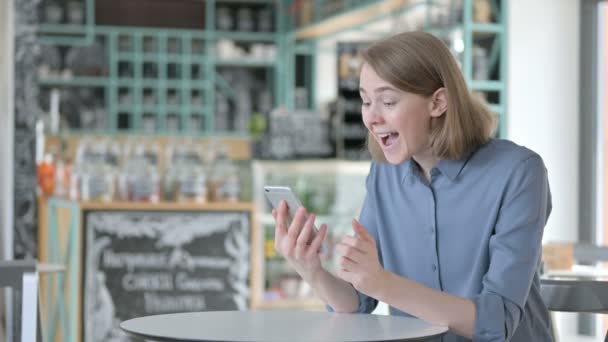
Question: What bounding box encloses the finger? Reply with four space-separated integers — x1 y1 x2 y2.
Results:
307 223 327 257
338 236 368 254
287 207 308 240
274 202 289 250
278 200 289 218
339 255 357 270
296 214 315 245
334 243 365 263
274 224 286 252
352 219 374 242
272 209 277 218
275 202 289 233
295 214 315 259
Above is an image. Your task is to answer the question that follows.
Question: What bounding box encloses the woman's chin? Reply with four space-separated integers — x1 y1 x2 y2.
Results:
383 150 409 165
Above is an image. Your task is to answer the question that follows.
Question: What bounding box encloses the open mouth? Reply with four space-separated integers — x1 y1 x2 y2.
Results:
377 132 399 147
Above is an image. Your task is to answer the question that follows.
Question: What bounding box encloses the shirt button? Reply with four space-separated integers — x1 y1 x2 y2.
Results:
432 264 437 271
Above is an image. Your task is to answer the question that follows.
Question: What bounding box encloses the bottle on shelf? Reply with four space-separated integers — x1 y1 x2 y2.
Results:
173 141 208 203
43 0 63 24
163 140 179 202
66 0 84 25
69 138 89 201
257 7 273 32
53 139 71 198
216 6 233 31
236 7 254 32
105 139 121 200
37 45 62 79
37 152 56 197
166 114 180 133
120 139 161 203
77 138 115 202
207 142 240 202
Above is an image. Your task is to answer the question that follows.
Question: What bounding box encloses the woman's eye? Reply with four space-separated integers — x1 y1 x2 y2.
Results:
383 102 395 107
362 102 371 107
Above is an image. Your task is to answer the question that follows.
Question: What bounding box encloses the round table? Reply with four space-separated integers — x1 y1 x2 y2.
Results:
120 310 449 342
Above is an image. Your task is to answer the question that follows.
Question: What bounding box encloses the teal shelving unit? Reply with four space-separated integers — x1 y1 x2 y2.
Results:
37 0 281 136
36 0 507 137
421 0 507 137
461 0 508 137
38 0 95 46
101 26 213 134
290 0 508 138
40 26 215 134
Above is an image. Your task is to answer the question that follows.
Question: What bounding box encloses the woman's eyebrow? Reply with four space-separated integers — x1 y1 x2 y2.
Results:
374 86 398 93
359 86 397 94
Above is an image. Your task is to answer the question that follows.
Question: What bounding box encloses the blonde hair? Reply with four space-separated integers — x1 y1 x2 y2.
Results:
360 31 496 162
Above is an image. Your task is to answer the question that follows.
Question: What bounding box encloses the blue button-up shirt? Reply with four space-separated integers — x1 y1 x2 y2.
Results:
351 139 553 342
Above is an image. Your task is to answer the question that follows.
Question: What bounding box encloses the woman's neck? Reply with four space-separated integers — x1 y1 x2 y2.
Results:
413 149 440 183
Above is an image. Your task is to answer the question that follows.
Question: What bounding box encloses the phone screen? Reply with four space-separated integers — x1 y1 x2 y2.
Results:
263 186 303 223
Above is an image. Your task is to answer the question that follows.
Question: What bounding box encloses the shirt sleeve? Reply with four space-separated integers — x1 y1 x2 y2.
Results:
327 162 382 314
472 155 552 342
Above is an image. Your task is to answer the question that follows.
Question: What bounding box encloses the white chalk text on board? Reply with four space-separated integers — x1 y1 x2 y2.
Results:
84 211 250 342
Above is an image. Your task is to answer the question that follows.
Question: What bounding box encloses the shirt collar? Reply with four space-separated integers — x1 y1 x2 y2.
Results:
402 143 482 183
404 144 477 182
401 159 417 184
436 143 483 182
436 157 468 182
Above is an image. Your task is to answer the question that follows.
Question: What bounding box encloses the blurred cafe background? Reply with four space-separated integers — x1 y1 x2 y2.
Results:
0 0 606 341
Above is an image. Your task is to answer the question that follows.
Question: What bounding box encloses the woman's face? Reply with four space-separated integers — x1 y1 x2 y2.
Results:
359 63 434 164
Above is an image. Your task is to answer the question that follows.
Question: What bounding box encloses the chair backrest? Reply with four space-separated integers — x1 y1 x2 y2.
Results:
0 260 38 342
540 243 608 342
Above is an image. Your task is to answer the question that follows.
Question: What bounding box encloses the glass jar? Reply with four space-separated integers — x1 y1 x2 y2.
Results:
207 143 240 202
121 141 161 202
166 141 207 203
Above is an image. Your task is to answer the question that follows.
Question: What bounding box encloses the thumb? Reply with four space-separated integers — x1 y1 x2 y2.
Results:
352 219 373 242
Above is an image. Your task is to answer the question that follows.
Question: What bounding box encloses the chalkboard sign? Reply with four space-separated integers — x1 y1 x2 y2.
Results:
83 210 251 342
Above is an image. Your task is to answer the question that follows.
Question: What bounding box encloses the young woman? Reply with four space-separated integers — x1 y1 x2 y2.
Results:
272 31 553 342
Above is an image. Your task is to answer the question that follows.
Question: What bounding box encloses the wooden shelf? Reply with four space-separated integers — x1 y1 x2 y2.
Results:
44 135 252 166
295 0 412 40
43 197 255 212
38 196 255 211
77 200 255 211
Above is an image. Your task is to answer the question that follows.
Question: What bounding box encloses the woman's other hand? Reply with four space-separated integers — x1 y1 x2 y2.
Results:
335 219 387 296
272 200 328 281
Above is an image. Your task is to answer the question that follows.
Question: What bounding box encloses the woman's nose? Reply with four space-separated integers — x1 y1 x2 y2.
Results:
365 105 384 125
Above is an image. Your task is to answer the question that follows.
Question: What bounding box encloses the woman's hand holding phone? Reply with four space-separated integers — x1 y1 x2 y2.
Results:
272 200 328 282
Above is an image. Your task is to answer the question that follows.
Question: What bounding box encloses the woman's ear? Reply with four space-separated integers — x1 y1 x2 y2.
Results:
430 88 448 118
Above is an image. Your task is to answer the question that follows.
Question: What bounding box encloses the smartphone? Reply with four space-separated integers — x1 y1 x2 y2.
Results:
263 185 327 253
263 186 307 223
